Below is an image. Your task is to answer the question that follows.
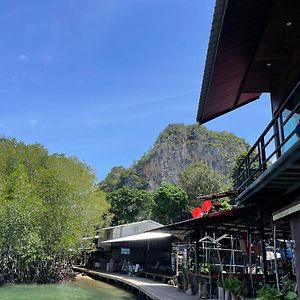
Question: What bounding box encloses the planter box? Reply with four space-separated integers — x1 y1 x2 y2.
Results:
218 287 225 300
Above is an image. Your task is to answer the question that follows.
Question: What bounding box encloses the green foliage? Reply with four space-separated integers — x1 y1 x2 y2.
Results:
0 137 111 282
99 166 148 192
178 162 226 202
229 151 248 190
200 263 218 274
256 285 282 300
107 187 153 225
223 275 244 296
220 197 233 211
280 274 297 299
285 292 298 300
152 182 189 224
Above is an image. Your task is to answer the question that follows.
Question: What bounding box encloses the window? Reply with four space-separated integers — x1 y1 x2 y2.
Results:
281 83 300 153
121 248 130 255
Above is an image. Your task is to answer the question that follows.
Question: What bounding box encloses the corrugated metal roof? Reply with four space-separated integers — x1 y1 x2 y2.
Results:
103 220 162 230
100 232 171 244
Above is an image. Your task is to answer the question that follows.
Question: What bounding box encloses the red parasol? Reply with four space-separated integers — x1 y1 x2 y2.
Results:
202 200 212 213
192 207 202 218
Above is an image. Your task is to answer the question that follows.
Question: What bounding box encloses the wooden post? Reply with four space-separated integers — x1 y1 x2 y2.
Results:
186 234 190 272
258 206 268 283
195 229 200 273
176 248 179 276
283 239 288 273
273 224 280 290
248 232 255 298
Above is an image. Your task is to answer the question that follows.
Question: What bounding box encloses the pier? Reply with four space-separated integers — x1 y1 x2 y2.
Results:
73 266 202 300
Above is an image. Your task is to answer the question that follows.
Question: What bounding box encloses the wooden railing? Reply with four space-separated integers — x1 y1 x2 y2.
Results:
236 82 300 195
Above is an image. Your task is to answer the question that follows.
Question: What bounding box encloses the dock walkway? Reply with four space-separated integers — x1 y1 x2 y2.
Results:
73 266 203 300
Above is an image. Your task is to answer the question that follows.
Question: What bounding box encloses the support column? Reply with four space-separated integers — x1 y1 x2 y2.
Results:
258 206 268 283
273 225 280 290
290 212 300 297
195 229 200 273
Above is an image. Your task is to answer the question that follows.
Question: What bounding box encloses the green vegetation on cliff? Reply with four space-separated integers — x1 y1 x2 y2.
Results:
101 124 249 191
100 124 248 224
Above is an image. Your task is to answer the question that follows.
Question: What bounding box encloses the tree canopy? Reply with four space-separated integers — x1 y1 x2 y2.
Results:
152 182 189 224
106 186 153 225
178 162 226 202
0 138 110 282
99 166 148 192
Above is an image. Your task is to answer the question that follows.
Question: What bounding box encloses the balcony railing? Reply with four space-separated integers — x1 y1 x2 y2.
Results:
236 81 300 195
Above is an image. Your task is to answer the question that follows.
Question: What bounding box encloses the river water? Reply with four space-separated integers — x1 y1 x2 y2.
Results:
0 275 137 300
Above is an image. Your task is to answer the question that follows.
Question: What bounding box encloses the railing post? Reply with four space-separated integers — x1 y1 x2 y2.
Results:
260 138 267 171
246 155 250 188
274 117 281 159
279 114 285 144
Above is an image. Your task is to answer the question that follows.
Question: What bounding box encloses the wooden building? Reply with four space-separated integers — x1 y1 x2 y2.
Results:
197 0 300 294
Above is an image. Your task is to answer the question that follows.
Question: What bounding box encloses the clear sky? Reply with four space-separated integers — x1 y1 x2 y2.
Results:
0 0 272 180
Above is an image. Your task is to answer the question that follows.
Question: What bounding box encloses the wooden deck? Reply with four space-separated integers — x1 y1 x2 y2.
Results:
73 266 206 300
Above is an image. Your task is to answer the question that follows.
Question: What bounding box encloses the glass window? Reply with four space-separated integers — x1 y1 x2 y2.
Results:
281 84 300 153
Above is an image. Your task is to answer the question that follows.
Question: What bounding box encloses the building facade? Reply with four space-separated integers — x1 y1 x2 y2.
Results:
197 0 300 294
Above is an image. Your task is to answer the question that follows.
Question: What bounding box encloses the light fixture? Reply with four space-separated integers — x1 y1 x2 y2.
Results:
286 21 292 26
266 63 272 67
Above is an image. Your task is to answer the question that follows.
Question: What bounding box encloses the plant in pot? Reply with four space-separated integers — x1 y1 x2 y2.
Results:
280 274 297 300
231 278 244 300
223 275 244 300
218 280 225 300
255 285 282 300
223 276 233 300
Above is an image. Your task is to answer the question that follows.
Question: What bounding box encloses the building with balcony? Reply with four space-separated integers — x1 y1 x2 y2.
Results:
197 0 300 294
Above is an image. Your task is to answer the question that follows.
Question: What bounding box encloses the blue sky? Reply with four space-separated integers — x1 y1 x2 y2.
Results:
0 0 272 180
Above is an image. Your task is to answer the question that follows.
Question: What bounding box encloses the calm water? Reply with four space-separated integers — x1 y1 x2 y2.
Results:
0 276 137 300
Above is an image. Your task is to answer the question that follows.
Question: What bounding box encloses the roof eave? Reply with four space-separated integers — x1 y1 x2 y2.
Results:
197 0 228 124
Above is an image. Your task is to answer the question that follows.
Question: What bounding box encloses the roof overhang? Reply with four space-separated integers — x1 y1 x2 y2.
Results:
197 0 300 124
151 207 292 239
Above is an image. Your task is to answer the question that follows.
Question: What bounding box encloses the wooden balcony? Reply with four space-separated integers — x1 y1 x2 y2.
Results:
236 82 300 210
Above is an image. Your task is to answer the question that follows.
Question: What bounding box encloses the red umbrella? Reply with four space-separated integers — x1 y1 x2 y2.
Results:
192 207 202 218
202 200 212 213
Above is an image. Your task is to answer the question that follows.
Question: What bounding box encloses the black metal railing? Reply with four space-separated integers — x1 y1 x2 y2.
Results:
236 82 300 195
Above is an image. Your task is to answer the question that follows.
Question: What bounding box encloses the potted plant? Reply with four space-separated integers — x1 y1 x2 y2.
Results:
284 291 298 300
255 285 282 300
280 274 297 300
223 276 233 300
224 275 244 300
218 280 225 300
231 278 243 300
